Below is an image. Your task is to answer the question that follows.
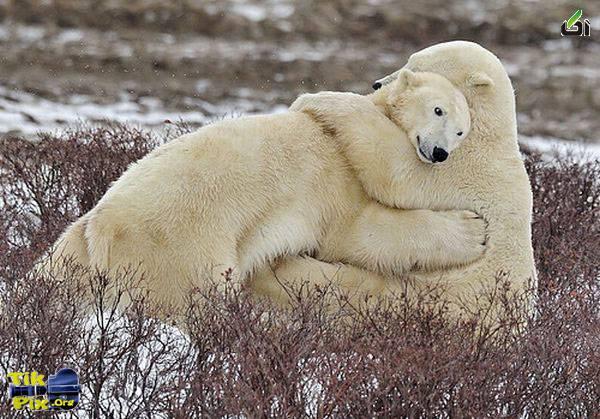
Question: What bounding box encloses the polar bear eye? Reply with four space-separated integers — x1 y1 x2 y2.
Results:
457 131 463 137
434 107 443 116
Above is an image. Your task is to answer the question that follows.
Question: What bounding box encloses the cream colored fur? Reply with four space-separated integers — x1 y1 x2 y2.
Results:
252 41 536 319
49 71 485 309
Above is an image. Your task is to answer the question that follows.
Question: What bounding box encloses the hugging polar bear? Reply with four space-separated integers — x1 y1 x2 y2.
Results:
50 69 483 309
254 41 536 320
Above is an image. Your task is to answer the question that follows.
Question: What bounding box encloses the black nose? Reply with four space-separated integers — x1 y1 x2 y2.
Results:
432 147 448 163
372 81 382 90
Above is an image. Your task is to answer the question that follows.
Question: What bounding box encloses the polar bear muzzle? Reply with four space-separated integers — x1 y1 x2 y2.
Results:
417 135 448 164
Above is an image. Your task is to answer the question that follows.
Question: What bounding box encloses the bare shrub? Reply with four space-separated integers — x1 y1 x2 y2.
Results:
0 127 598 417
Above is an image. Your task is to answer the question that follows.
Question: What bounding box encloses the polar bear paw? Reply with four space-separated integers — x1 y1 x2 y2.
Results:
427 210 487 270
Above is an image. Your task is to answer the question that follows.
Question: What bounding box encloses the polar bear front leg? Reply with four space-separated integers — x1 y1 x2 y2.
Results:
330 202 486 275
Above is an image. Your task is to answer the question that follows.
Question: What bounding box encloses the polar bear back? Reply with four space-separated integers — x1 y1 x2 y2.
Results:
53 111 367 307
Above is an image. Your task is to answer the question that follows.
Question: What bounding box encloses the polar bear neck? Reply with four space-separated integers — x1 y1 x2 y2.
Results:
368 87 394 119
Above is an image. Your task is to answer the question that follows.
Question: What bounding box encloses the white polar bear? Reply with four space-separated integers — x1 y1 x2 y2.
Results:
252 41 536 321
49 70 483 309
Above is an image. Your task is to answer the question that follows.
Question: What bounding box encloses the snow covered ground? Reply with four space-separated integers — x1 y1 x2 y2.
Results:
0 82 289 136
521 135 600 160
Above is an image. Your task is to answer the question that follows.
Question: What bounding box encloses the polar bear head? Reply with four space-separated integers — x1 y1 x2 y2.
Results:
374 41 516 144
386 69 471 164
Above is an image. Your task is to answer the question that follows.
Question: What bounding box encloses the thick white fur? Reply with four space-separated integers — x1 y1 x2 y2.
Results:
49 71 484 309
252 41 536 319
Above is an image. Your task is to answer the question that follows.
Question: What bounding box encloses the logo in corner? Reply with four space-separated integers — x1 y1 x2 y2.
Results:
561 9 591 37
6 368 80 411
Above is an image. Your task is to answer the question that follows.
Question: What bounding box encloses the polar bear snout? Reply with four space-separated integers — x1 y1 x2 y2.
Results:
432 146 448 163
416 135 449 164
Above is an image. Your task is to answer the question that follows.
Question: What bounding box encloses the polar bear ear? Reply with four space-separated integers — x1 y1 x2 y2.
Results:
467 71 494 87
396 69 421 90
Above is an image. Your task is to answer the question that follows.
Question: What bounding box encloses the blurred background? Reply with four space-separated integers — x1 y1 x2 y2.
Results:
0 0 599 152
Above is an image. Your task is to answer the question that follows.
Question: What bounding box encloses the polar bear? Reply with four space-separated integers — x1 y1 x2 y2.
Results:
251 41 536 321
49 70 483 309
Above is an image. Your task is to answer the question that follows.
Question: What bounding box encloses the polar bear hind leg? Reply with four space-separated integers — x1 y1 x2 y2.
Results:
81 212 240 307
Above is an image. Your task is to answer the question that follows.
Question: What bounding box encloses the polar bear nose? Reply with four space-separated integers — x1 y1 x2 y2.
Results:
432 147 448 163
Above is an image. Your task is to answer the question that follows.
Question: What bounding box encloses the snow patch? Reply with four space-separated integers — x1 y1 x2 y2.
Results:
231 3 267 22
521 135 600 161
